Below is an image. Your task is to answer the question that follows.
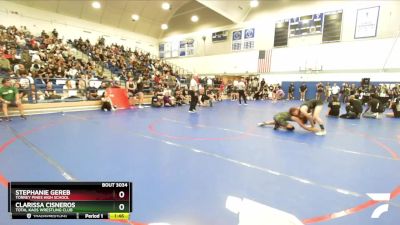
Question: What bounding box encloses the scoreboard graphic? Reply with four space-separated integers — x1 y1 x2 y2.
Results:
289 13 323 37
8 182 132 220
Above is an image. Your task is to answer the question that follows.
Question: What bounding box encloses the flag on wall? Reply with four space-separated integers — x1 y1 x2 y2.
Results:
258 50 272 73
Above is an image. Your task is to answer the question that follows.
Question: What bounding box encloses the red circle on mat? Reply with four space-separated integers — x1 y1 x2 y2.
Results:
1 119 399 224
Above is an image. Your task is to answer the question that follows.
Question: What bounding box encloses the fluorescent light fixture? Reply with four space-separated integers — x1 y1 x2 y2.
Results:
91 1 101 9
162 2 171 10
131 14 140 21
161 24 168 30
191 15 199 22
250 0 259 8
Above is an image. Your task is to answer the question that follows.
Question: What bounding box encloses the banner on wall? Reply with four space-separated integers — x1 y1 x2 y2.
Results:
244 28 255 50
171 41 180 58
178 39 195 57
159 43 165 58
186 39 194 56
179 40 186 56
161 39 195 58
164 42 172 58
232 30 242 51
232 29 255 51
354 6 380 39
212 30 228 42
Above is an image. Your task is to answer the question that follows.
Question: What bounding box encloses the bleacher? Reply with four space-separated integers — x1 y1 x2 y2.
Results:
0 25 194 115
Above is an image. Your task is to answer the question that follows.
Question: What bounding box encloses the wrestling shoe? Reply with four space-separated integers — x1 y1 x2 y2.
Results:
315 130 327 136
257 123 266 127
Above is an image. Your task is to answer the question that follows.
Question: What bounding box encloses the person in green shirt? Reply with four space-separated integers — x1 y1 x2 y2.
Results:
0 78 26 121
258 109 318 133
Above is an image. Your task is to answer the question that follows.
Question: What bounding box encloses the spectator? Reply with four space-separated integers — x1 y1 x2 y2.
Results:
386 98 400 118
101 90 115 112
363 95 385 119
340 95 363 119
327 95 341 117
206 77 213 88
18 72 34 102
174 87 184 106
287 83 295 100
331 83 340 98
273 86 285 102
0 78 26 121
299 82 307 101
316 82 324 100
44 82 61 100
151 90 163 108
200 86 213 107
0 51 11 76
325 82 331 102
135 76 144 108
63 80 78 99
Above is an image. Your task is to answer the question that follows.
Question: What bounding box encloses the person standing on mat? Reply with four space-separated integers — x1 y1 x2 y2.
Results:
325 82 331 102
287 83 295 100
188 74 199 113
331 83 340 100
299 82 307 101
0 78 27 121
135 76 145 109
299 99 326 135
316 82 324 101
237 78 247 105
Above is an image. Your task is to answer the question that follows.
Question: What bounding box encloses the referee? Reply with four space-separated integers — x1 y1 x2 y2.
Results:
189 74 199 113
238 78 247 105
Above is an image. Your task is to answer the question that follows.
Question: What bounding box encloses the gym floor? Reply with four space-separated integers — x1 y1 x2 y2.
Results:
0 100 399 225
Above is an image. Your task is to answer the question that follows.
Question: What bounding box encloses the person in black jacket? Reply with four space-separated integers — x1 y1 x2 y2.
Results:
299 83 307 101
386 98 400 118
340 95 363 119
327 95 341 117
363 94 385 119
287 83 295 100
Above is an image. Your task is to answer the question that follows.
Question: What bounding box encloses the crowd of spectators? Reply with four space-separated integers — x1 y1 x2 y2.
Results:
1 24 399 118
226 77 285 102
0 24 192 105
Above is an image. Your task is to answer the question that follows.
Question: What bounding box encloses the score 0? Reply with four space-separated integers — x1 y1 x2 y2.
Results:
118 191 125 211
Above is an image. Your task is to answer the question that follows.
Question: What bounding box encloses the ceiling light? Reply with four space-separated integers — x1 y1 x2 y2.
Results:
250 0 259 8
191 15 199 22
91 1 101 9
162 2 171 10
131 14 140 21
161 24 168 30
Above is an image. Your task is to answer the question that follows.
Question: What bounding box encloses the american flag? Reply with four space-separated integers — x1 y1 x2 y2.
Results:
258 49 272 73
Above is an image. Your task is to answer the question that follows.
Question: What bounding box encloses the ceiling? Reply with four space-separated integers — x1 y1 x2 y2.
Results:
10 0 268 39
10 0 191 38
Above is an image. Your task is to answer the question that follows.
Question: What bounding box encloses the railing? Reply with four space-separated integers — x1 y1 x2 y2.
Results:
0 75 193 104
